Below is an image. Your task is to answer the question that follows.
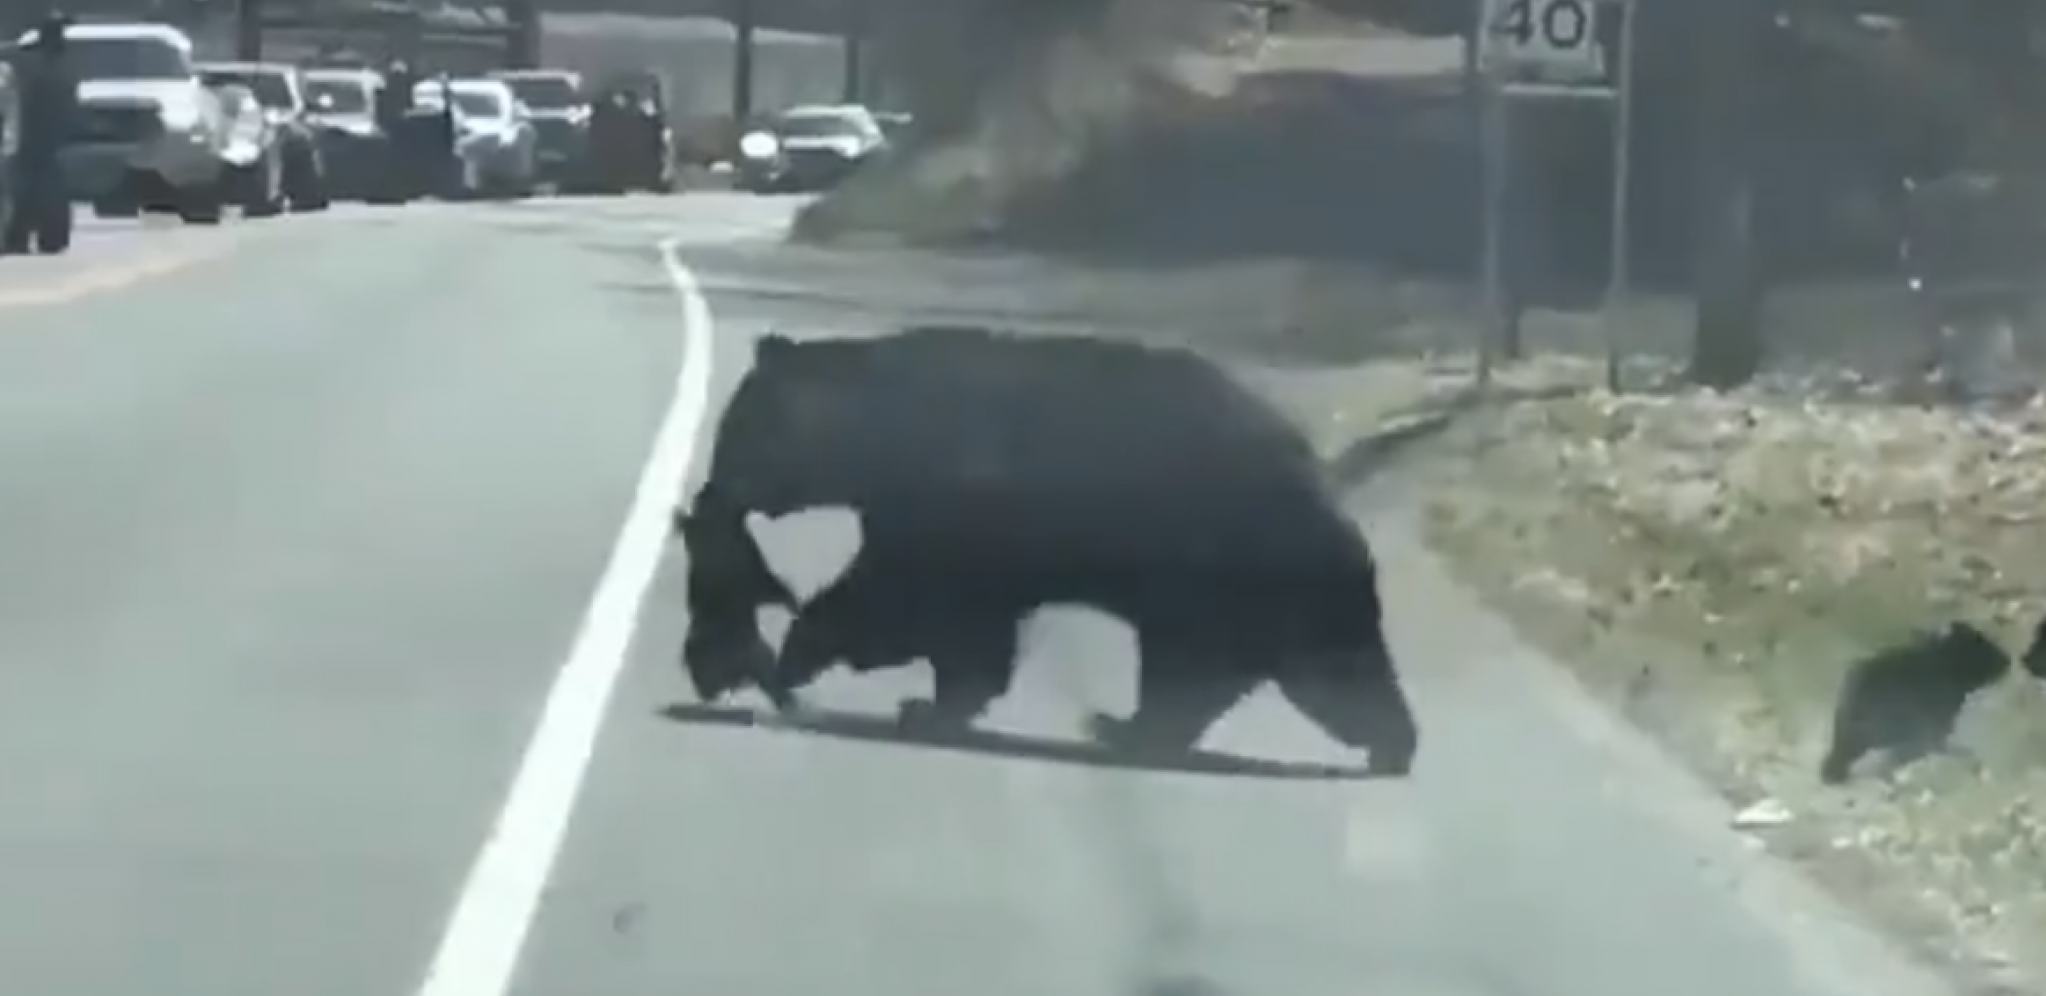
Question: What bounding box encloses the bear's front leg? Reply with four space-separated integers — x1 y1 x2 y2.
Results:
681 608 777 704
1087 623 1258 756
895 610 1021 734
676 488 797 706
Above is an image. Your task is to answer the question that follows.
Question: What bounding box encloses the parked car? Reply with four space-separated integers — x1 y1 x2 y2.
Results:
197 60 329 211
735 103 888 193
203 79 290 217
300 66 382 200
39 22 281 224
489 67 588 187
412 78 538 199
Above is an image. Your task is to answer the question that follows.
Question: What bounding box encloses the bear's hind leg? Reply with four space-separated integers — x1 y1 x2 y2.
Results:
1274 646 1419 777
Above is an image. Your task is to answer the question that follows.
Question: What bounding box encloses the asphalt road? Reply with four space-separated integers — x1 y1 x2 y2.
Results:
0 195 1961 996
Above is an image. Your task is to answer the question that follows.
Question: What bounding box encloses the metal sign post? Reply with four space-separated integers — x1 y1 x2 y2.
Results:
731 0 757 121
841 2 866 102
1601 0 1638 393
235 0 262 59
1476 23 1508 388
1474 0 1622 387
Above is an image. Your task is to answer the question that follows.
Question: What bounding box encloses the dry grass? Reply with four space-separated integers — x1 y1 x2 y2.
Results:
1398 359 2046 989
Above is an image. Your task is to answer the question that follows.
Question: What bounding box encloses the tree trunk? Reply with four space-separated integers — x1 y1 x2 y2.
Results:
1687 0 1766 389
730 0 756 121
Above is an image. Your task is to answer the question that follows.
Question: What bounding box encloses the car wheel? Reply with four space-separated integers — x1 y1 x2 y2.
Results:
2 211 30 254
92 197 140 219
91 170 143 217
177 186 225 225
239 152 286 219
35 201 71 254
287 149 331 212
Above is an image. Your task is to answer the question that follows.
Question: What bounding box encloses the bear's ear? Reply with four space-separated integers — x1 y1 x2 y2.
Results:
755 332 798 364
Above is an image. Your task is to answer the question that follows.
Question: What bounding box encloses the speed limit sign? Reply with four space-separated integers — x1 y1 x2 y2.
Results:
1483 0 1604 78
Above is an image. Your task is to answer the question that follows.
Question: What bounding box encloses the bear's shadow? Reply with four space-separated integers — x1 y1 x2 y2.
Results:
656 702 1387 781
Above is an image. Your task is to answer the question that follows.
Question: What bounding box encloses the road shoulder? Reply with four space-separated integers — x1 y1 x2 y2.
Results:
1256 354 1989 996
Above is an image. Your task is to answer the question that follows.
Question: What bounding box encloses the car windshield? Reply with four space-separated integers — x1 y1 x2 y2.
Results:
774 111 868 139
416 88 506 120
200 69 296 110
452 91 507 119
501 75 578 110
874 113 913 140
303 78 370 114
68 36 191 81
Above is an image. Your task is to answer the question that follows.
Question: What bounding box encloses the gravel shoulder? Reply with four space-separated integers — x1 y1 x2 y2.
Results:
1271 353 2046 996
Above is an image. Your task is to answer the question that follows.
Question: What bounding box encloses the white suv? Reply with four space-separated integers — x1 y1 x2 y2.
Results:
32 22 273 223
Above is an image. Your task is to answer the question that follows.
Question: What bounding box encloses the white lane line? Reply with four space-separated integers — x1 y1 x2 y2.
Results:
413 237 716 996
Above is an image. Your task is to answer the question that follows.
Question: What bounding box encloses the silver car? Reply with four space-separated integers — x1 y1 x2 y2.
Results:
736 103 889 193
411 77 539 199
489 68 589 185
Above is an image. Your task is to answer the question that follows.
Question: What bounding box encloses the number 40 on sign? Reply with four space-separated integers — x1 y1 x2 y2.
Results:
1483 0 1604 78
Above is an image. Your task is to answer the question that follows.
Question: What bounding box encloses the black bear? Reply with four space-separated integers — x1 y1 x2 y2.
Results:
1819 621 2008 784
679 325 1420 775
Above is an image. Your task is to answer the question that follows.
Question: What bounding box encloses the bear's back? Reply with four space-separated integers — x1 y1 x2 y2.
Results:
837 328 1358 576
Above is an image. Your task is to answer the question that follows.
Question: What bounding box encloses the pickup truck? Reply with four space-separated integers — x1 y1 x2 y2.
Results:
26 21 283 224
